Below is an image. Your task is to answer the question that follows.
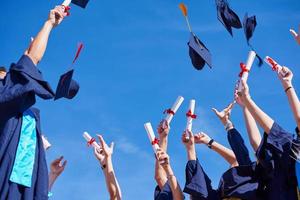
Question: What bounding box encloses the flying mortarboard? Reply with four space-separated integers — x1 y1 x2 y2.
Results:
216 0 242 36
179 3 212 70
54 43 83 100
243 13 257 45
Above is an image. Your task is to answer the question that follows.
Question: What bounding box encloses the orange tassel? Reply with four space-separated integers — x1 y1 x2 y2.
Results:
179 3 188 17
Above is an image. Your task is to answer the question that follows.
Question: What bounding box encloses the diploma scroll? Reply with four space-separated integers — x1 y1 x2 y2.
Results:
83 132 105 162
144 123 159 153
164 96 184 124
185 100 196 140
238 51 256 92
264 56 287 76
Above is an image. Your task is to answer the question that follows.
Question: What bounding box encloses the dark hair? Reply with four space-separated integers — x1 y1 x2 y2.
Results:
0 66 7 72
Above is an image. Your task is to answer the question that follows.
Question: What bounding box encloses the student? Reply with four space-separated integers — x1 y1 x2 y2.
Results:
94 135 122 200
48 156 67 197
154 120 172 200
182 129 244 200
238 78 299 200
156 148 184 200
0 5 67 199
154 120 184 200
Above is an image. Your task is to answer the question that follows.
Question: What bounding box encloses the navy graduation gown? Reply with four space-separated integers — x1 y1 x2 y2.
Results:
227 128 252 166
183 160 218 200
256 122 298 200
0 55 54 199
154 181 173 200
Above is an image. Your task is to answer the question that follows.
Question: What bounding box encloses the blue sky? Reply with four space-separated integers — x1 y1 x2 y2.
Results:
1 0 300 199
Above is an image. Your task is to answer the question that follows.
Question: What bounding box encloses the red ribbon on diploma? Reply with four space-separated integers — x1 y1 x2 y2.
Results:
63 5 71 16
164 109 175 115
151 138 159 145
266 57 278 71
87 138 96 146
239 63 249 77
186 110 197 119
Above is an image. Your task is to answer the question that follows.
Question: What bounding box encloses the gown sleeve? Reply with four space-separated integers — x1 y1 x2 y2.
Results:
227 128 252 166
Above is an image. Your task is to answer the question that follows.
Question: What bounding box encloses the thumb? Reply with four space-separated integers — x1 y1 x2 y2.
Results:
110 142 115 151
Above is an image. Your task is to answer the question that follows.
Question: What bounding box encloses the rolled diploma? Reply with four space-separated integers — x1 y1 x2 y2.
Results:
264 56 287 76
144 122 159 153
62 0 72 6
83 132 105 162
165 96 184 124
186 99 196 132
238 51 256 92
41 135 51 150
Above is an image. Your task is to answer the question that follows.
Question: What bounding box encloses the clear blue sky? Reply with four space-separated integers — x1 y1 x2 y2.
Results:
1 0 300 199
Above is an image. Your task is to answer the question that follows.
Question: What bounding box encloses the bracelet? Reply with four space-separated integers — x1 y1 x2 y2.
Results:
167 174 175 180
285 86 293 93
225 121 233 131
207 139 214 149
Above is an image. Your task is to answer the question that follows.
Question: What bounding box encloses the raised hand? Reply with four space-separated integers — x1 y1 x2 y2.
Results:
238 79 250 101
194 132 211 145
278 66 293 89
156 148 170 168
48 5 67 27
212 102 234 125
181 130 194 147
290 25 300 45
94 135 114 161
50 156 67 177
157 119 170 138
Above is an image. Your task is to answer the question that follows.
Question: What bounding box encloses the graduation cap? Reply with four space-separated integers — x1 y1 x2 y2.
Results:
242 13 263 67
54 43 83 100
243 13 257 44
216 0 242 36
179 3 212 70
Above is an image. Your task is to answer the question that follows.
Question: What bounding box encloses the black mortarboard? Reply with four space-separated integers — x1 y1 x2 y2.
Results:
71 0 89 8
216 0 242 36
54 69 79 100
0 66 6 72
243 13 257 44
188 33 212 70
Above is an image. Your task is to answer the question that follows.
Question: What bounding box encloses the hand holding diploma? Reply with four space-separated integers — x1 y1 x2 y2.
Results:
83 132 105 163
264 56 288 76
237 51 256 92
164 96 184 124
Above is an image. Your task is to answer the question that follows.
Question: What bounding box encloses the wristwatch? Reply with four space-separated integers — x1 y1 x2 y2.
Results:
207 139 214 149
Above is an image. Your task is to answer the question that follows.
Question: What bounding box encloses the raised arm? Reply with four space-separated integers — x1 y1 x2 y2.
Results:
48 156 67 193
194 132 238 167
238 79 274 134
156 149 184 200
277 67 300 131
25 6 67 65
154 120 170 189
235 91 261 151
94 135 121 200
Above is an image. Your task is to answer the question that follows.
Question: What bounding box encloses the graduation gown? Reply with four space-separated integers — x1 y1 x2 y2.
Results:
184 128 266 200
154 181 173 200
0 55 54 200
255 122 298 200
